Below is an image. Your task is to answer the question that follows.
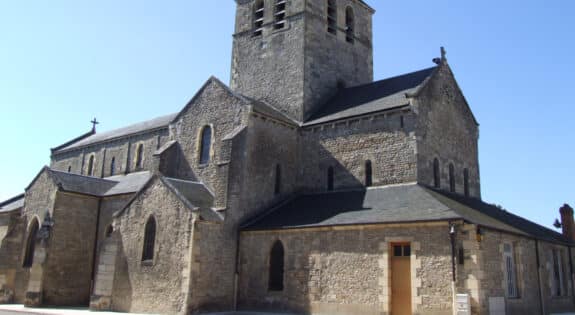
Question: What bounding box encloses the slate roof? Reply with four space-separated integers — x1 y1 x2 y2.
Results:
242 183 569 244
48 169 152 197
162 178 222 222
0 194 25 213
54 113 177 153
304 67 436 125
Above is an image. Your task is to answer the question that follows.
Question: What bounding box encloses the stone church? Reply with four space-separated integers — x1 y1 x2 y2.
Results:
0 0 574 314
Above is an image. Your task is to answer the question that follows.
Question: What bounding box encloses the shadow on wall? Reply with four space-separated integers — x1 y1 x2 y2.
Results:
110 237 132 312
0 214 28 304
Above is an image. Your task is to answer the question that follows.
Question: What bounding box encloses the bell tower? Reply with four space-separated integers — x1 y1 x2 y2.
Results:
231 0 374 122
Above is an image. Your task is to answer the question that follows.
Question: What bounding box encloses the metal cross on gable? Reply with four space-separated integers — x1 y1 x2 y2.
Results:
91 118 99 132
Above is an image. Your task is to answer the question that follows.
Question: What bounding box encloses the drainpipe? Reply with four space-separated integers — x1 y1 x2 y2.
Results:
449 223 457 312
233 227 241 311
536 240 546 315
90 198 103 294
183 215 198 314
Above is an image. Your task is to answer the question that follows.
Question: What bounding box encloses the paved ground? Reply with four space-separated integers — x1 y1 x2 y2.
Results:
0 305 299 315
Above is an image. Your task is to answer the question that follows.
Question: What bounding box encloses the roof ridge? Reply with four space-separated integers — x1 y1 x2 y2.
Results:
344 66 437 91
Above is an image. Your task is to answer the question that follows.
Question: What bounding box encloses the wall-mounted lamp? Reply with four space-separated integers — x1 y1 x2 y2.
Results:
476 226 484 242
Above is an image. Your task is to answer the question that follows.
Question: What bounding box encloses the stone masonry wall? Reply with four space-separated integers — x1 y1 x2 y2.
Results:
414 62 481 198
303 0 373 120
112 178 193 314
300 110 417 192
0 211 27 303
51 128 169 177
42 192 99 306
239 223 453 315
231 0 306 121
235 114 299 223
171 79 249 209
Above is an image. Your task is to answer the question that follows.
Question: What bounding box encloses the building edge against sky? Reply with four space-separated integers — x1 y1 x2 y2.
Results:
0 1 574 314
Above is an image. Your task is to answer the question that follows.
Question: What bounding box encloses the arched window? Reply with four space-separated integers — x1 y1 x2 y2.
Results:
135 144 144 170
87 155 95 176
110 157 116 176
23 218 39 268
365 160 373 187
463 168 470 197
327 166 334 191
142 216 156 262
345 7 354 43
449 163 455 193
274 164 282 195
327 0 337 34
433 158 440 188
105 224 114 238
199 126 212 165
268 240 285 291
253 0 264 36
274 0 286 30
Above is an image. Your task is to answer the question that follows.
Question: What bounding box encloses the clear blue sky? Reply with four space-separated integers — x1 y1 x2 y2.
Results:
0 1 573 229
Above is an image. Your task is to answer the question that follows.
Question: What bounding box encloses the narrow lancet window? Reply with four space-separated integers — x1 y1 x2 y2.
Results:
449 163 455 193
23 219 39 268
365 160 373 187
253 0 264 36
433 158 440 188
274 164 282 195
199 126 212 165
142 216 156 262
110 157 116 176
268 240 285 291
345 7 355 43
463 168 470 197
327 166 335 191
327 0 337 34
87 155 95 176
67 166 72 173
135 144 144 170
274 0 287 30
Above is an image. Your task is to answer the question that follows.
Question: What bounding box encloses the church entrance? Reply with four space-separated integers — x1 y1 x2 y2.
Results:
391 243 412 315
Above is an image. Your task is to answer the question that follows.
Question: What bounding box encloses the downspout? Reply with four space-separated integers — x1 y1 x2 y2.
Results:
536 240 546 315
449 223 457 311
233 228 241 311
568 246 574 304
183 214 198 314
90 198 103 294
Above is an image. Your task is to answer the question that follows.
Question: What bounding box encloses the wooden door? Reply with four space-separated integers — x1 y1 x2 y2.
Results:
391 243 412 315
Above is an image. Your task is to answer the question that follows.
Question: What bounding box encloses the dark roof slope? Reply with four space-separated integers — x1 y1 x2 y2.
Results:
428 188 571 244
49 169 152 197
162 178 222 222
54 113 176 153
304 67 436 125
242 183 567 244
0 194 25 213
242 184 462 230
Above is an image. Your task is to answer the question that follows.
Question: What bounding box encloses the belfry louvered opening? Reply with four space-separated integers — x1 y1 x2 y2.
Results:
274 0 287 30
253 0 264 36
327 0 337 34
345 6 354 43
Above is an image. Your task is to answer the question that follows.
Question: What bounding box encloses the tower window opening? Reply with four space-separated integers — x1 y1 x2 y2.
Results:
345 7 355 43
327 0 337 35
274 164 282 195
274 0 287 30
253 0 264 36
